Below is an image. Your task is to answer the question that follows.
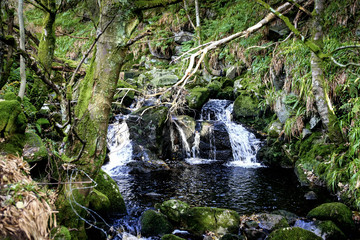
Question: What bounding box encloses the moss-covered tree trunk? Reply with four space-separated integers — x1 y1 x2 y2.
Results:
311 0 342 143
0 6 14 90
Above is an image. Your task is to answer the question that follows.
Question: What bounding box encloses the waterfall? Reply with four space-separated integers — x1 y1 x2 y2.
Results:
192 130 200 158
201 99 262 167
173 119 191 157
102 118 133 176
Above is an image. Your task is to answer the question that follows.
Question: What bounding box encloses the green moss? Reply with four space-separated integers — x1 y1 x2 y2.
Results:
0 133 25 155
23 131 48 163
233 92 259 119
217 86 235 100
38 11 56 73
185 87 210 110
307 202 355 233
140 210 173 237
0 100 27 138
3 92 18 101
315 220 346 240
161 234 186 240
268 227 322 240
88 189 111 215
52 226 71 240
159 199 190 223
95 169 126 214
183 207 240 236
75 52 96 119
207 80 223 98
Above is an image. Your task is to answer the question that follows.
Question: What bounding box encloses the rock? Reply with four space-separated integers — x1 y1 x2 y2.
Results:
140 210 173 237
151 74 179 87
183 207 240 236
233 92 260 120
233 79 244 95
207 80 223 98
226 66 238 80
161 234 186 240
243 229 266 240
294 219 346 240
174 31 194 44
267 227 322 240
267 120 283 138
88 189 111 215
220 233 245 240
128 158 170 173
271 210 298 225
0 100 27 155
302 128 312 139
22 131 48 163
274 93 291 124
159 199 190 224
304 191 317 200
257 139 292 168
310 116 321 130
114 80 137 107
217 86 235 100
256 213 289 232
185 87 210 110
95 169 126 214
307 202 355 233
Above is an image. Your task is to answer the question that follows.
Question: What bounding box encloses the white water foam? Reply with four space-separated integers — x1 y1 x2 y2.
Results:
102 120 133 176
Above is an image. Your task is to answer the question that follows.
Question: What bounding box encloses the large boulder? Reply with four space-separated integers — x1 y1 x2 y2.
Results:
274 93 293 124
0 100 27 155
267 227 322 240
174 31 194 44
159 199 190 224
140 210 173 237
22 131 48 163
307 202 355 233
88 189 111 216
183 207 240 236
256 213 289 232
233 92 260 120
185 87 210 110
95 170 126 214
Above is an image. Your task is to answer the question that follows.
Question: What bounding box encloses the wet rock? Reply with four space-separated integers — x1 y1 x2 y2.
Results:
307 202 355 233
183 207 240 236
174 31 194 44
294 219 346 240
271 210 299 225
95 169 126 214
140 210 173 237
243 228 266 240
302 128 312 139
159 200 190 224
267 227 322 240
128 158 170 173
256 213 289 232
304 191 317 200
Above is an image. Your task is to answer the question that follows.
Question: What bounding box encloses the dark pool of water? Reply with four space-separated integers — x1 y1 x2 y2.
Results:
112 163 330 217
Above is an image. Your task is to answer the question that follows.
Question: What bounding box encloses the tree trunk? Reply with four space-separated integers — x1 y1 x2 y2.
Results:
195 0 201 44
311 0 342 142
18 0 26 99
0 6 14 90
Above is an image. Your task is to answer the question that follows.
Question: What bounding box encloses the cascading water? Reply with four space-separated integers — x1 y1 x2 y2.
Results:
186 99 262 167
102 117 133 176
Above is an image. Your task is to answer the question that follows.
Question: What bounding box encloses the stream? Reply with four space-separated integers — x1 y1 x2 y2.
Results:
102 99 329 238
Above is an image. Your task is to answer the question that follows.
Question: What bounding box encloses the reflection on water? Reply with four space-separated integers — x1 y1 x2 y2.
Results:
112 163 325 216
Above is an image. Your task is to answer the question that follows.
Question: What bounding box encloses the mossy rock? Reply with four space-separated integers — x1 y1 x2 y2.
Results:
88 189 111 215
52 226 71 240
185 87 210 110
207 80 223 98
183 207 240 236
233 92 259 120
217 86 235 100
315 220 346 240
159 199 190 223
0 100 27 138
220 233 245 240
161 234 186 240
95 169 126 214
268 227 322 240
3 92 18 101
256 213 289 232
0 133 25 155
140 210 173 237
307 202 354 233
23 131 48 163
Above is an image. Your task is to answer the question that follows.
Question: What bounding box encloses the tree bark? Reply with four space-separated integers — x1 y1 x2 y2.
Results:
311 0 342 142
18 0 26 99
195 0 201 44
